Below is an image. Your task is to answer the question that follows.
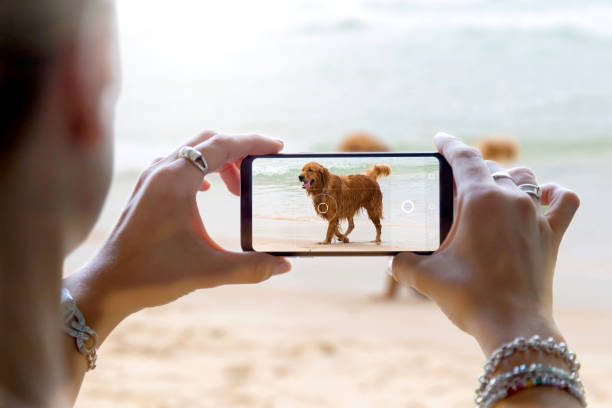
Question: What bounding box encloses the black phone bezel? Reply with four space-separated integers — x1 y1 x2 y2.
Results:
241 152 453 256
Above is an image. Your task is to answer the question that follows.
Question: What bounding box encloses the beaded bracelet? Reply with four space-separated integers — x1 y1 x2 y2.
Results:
480 363 586 408
475 335 580 399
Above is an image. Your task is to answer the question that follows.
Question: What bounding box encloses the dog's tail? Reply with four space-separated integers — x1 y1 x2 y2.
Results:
364 163 391 180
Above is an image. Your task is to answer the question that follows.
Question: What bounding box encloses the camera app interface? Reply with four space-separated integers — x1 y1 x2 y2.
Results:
251 156 440 252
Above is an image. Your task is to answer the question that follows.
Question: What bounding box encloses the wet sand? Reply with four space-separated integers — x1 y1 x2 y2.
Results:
252 236 418 252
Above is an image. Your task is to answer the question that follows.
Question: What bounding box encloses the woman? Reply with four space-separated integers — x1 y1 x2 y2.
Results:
0 1 583 407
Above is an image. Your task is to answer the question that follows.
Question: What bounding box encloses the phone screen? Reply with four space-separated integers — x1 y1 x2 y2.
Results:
241 153 452 255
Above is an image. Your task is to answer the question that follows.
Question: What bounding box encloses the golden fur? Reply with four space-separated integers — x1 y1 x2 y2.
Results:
476 137 520 163
338 131 391 152
299 162 391 244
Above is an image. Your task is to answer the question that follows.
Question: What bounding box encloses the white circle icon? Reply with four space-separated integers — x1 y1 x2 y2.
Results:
401 200 415 214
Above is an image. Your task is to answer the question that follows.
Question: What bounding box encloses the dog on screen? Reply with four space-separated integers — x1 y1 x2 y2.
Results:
299 161 391 244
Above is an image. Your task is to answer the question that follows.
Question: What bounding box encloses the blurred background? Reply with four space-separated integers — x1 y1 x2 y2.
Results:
69 0 612 407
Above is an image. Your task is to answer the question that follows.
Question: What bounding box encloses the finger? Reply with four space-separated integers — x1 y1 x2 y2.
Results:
540 183 580 238
219 163 241 196
171 134 284 193
151 156 164 166
200 179 212 192
507 166 537 187
219 251 292 285
161 130 219 165
392 252 438 296
507 166 539 202
485 160 516 191
196 134 284 174
133 133 218 197
434 132 494 191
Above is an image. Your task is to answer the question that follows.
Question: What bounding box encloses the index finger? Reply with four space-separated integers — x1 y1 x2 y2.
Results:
197 134 284 173
434 132 494 190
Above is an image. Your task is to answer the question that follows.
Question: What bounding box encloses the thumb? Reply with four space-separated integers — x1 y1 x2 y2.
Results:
222 252 292 285
392 252 437 295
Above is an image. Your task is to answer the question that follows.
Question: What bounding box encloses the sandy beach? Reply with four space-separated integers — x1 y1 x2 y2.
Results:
73 286 612 408
61 2 612 404
252 236 419 252
64 163 612 407
250 156 440 253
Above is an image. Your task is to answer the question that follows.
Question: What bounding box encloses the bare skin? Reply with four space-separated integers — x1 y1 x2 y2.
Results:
0 1 585 407
61 132 292 402
393 132 581 407
0 4 290 406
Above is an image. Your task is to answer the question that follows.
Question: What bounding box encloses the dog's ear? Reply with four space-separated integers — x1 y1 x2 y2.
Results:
319 167 329 189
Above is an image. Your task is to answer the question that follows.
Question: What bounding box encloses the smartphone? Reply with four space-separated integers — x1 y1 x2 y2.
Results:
241 153 453 256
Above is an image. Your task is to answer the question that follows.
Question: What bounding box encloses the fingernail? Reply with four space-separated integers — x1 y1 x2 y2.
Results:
275 260 291 275
274 138 284 146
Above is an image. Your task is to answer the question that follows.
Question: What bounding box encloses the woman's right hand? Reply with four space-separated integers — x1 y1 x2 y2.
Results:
392 133 580 356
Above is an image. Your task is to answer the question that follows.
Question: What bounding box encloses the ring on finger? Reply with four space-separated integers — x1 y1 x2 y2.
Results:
491 171 515 183
518 183 542 200
178 146 209 176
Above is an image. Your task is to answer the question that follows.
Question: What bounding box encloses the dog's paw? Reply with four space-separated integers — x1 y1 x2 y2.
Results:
340 236 349 243
370 239 382 245
317 241 331 245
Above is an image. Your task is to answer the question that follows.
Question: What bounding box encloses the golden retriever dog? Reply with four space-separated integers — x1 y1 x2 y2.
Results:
476 137 520 163
299 161 391 244
338 131 391 152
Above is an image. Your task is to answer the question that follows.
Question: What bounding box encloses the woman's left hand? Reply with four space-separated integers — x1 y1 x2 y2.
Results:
64 131 291 341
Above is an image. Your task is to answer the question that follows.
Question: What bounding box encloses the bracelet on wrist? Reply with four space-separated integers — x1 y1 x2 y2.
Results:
480 363 585 408
61 288 98 371
474 335 586 407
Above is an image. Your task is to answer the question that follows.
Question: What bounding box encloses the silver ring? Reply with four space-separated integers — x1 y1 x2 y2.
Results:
178 146 208 176
491 171 514 183
518 184 541 200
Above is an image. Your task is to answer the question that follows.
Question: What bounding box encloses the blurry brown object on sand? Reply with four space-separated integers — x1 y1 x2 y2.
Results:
475 136 520 163
337 131 424 301
338 131 391 152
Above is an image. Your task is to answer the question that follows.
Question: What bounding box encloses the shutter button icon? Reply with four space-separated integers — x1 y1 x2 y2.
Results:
401 200 415 214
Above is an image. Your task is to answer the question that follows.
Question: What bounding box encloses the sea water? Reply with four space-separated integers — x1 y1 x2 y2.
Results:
105 0 612 305
251 157 440 250
114 0 612 174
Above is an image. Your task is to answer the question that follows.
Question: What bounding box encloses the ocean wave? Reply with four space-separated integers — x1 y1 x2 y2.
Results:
292 3 612 38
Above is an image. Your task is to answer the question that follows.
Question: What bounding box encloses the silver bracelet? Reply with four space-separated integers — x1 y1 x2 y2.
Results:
476 335 580 399
474 335 585 407
481 363 586 408
61 288 98 370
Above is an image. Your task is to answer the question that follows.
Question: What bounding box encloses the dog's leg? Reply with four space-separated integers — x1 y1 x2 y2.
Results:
334 223 349 243
344 216 355 237
370 217 382 244
366 208 382 244
318 219 338 244
334 217 353 243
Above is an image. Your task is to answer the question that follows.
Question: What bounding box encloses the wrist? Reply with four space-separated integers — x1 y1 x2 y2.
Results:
467 309 564 358
63 257 135 344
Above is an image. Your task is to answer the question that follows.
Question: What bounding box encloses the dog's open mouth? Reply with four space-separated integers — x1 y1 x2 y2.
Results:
302 179 314 190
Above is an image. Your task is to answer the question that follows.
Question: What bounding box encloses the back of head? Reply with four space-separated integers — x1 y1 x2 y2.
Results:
0 0 91 158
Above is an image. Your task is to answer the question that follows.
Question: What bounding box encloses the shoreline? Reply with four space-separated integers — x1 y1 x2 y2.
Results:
252 236 432 252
